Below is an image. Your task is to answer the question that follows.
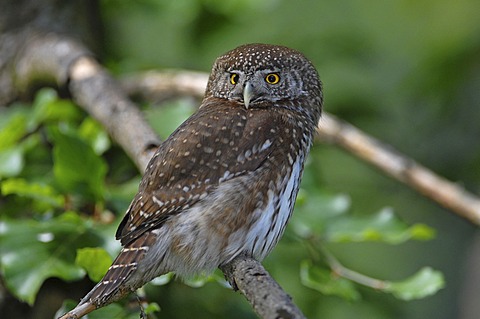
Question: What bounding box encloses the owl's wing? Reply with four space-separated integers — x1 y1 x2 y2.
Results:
116 102 283 246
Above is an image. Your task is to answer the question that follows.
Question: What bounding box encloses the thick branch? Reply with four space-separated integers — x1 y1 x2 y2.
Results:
68 56 159 170
120 70 480 226
8 30 160 170
221 255 306 319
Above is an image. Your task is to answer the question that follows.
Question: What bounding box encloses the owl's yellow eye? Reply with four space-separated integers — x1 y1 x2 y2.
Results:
230 73 239 85
265 73 280 84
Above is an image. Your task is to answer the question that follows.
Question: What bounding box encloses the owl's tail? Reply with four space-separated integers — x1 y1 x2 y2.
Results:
58 231 157 319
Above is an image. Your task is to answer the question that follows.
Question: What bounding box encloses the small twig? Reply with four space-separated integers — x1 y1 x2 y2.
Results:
135 293 146 319
320 246 387 290
119 70 480 226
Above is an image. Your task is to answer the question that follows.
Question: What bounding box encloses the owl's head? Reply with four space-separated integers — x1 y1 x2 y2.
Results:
205 43 322 117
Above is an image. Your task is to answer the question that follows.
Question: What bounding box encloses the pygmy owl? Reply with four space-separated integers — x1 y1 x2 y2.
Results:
60 43 323 319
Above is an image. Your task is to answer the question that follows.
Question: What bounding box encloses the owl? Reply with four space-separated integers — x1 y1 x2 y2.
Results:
60 43 322 319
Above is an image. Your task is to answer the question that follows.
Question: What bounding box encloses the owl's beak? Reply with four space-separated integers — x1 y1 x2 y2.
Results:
243 81 254 109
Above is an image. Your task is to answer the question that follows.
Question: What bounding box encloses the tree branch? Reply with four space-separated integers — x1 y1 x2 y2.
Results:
2 28 159 171
121 70 208 104
120 70 480 226
2 29 304 318
68 56 160 170
221 254 306 319
316 113 480 225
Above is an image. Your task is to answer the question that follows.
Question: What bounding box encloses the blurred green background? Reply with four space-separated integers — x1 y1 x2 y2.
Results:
2 0 480 318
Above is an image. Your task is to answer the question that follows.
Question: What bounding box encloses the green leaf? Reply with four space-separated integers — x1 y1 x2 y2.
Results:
0 113 28 150
75 247 113 282
292 191 435 245
78 118 111 155
324 207 435 244
150 272 173 286
291 192 351 238
183 275 211 288
0 147 24 178
300 260 361 301
32 88 82 125
143 302 161 315
50 128 107 200
1 178 64 208
384 267 445 300
0 212 105 305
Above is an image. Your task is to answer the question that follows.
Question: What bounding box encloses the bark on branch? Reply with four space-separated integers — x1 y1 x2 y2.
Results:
68 56 160 170
120 70 480 226
221 255 306 319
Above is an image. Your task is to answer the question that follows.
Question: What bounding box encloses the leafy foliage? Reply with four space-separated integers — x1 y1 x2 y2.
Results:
288 187 443 301
1 178 64 210
300 260 444 302
0 89 129 306
0 212 99 305
300 260 360 301
292 192 435 244
384 267 445 301
51 128 107 201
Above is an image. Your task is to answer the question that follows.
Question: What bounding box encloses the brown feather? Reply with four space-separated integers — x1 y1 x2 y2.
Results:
116 99 284 246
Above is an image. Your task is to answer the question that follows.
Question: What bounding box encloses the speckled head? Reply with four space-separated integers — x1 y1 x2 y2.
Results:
204 43 322 120
214 43 307 74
